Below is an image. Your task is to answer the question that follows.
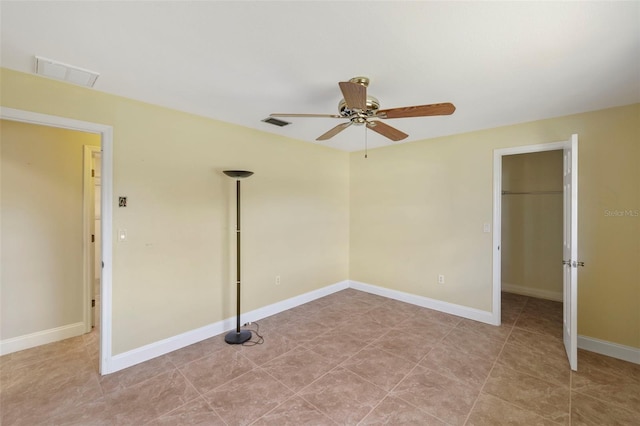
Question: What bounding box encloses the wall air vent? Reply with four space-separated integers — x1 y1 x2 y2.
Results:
35 56 99 87
262 117 291 127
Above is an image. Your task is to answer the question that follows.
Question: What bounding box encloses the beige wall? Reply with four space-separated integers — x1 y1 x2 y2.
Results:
350 103 639 349
0 69 350 355
1 68 637 352
501 150 563 299
1 120 100 339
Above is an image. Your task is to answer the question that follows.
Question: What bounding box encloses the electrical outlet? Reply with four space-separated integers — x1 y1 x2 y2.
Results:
275 275 281 286
438 274 445 284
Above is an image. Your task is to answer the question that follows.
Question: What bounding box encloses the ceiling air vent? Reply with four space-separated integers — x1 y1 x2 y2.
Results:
262 117 290 127
35 56 99 87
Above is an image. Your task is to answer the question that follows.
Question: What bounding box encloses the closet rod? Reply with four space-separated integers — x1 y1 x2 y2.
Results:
502 190 562 195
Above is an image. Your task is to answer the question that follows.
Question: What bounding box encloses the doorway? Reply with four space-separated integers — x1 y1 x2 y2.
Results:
501 150 563 301
492 135 579 370
0 107 114 375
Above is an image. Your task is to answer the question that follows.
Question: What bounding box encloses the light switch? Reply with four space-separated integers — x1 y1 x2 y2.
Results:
118 229 127 241
483 223 491 233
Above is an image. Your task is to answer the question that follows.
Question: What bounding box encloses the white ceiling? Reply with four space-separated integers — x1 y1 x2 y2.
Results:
2 1 639 151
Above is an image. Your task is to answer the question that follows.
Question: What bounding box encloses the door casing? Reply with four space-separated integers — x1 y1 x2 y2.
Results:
492 135 578 369
1 107 114 375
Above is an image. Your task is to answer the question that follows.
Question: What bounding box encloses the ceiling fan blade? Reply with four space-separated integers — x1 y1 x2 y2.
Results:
377 102 456 119
270 113 342 118
316 122 352 141
339 81 366 110
366 121 408 141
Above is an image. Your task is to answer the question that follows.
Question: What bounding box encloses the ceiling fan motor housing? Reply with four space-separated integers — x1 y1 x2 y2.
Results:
338 96 380 122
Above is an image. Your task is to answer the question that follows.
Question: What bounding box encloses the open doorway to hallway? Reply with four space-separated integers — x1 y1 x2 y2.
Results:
1 119 101 370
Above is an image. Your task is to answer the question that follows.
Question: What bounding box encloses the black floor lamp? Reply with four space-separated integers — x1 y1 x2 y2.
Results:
223 170 254 344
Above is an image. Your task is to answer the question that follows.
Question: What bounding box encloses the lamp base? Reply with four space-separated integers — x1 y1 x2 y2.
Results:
224 330 252 345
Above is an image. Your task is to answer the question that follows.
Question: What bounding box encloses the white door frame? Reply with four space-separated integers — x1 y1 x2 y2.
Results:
83 145 101 333
492 137 575 326
1 107 114 375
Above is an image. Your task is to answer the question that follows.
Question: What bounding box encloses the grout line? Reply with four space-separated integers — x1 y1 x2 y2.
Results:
462 305 516 425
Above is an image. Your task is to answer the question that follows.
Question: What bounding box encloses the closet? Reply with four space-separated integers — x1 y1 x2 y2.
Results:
501 150 563 300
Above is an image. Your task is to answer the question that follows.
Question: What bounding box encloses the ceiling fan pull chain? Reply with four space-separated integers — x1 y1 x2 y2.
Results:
365 126 368 159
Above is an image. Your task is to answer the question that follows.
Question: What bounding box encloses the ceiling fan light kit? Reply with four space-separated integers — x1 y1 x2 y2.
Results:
270 76 455 142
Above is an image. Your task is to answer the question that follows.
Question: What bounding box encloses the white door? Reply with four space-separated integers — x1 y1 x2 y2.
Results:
562 134 579 371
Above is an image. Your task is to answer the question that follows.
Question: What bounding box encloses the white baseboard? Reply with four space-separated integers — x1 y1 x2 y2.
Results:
578 335 640 365
349 280 496 325
101 278 640 374
502 282 562 302
107 280 350 374
0 322 86 356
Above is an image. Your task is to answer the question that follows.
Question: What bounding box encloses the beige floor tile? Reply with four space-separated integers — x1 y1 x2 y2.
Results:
203 369 293 425
105 369 200 424
369 326 439 363
355 304 414 328
514 310 563 338
178 348 255 394
260 346 339 392
298 367 387 425
305 304 354 329
395 314 455 341
391 366 480 425
360 395 447 425
501 291 529 307
483 363 570 424
571 391 640 426
506 327 566 358
164 334 230 367
523 297 563 315
498 341 571 386
3 290 634 425
303 328 376 364
99 354 175 394
1 351 104 425
413 307 463 327
148 397 226 425
252 395 336 425
341 345 417 391
501 303 524 325
440 327 506 361
466 393 561 426
330 297 379 316
419 344 494 388
576 348 640 384
275 317 331 343
571 351 640 414
234 332 299 366
456 317 514 341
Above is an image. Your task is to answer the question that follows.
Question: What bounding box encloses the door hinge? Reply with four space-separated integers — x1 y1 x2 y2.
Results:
91 234 95 243
92 299 96 307
91 169 95 177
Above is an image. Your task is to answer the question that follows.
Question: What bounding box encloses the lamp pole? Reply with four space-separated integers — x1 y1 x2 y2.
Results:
223 170 253 344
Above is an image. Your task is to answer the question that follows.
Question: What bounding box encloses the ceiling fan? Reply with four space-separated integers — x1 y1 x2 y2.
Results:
270 76 455 142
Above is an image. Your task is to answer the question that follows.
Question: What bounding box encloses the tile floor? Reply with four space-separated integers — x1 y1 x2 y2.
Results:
1 289 639 425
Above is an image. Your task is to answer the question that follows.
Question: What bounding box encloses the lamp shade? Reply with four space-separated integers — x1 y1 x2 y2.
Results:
223 170 254 178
